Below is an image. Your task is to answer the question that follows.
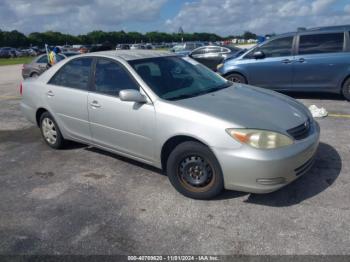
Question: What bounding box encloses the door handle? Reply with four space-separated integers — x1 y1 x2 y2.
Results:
90 100 101 108
47 90 54 97
281 59 292 64
298 58 306 63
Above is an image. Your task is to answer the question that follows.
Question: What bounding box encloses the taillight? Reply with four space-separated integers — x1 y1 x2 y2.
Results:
20 83 23 95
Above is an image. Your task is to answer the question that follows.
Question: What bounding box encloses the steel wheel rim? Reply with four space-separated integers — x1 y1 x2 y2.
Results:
229 76 242 83
42 118 57 144
177 155 215 192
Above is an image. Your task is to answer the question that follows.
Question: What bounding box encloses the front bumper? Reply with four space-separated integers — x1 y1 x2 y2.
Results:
212 121 320 193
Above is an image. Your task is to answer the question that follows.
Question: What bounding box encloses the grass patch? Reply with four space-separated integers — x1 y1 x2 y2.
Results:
0 56 34 66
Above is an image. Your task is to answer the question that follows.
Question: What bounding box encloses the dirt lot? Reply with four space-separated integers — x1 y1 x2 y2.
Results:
0 64 349 255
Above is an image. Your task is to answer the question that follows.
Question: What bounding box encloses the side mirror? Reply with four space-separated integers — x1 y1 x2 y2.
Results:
119 89 147 103
253 51 265 59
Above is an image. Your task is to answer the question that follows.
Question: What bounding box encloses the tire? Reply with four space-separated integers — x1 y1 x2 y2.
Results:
30 72 39 78
342 78 350 101
225 73 247 84
166 141 224 199
39 112 65 149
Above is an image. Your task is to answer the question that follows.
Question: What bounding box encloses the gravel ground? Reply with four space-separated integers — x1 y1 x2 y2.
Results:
0 64 349 255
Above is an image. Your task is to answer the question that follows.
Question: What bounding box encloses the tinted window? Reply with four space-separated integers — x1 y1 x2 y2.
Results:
247 37 293 58
134 62 161 77
37 55 48 63
94 59 139 96
299 33 344 55
129 56 229 101
49 57 93 90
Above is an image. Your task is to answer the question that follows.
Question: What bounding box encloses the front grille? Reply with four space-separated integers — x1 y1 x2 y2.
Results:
294 157 315 176
287 119 311 140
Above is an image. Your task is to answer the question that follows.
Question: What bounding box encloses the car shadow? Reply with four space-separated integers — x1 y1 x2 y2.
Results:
85 147 164 176
82 142 340 205
62 141 88 150
280 91 344 101
244 142 341 207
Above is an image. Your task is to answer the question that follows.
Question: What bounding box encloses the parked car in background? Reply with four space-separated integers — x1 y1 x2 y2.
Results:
22 53 66 78
0 47 18 58
116 44 130 50
189 45 245 71
20 48 38 56
62 51 80 57
217 25 350 100
145 44 154 50
20 50 319 199
130 44 146 50
171 42 204 55
79 46 89 53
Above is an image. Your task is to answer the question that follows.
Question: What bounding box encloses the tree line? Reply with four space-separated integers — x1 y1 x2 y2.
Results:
0 29 257 48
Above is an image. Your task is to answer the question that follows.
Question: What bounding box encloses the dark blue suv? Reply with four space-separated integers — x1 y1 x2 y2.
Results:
217 25 350 100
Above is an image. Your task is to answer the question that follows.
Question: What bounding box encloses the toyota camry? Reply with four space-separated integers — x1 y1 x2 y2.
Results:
20 50 320 199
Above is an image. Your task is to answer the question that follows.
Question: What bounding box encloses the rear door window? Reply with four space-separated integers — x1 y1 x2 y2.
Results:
37 55 48 63
298 33 344 55
49 57 93 90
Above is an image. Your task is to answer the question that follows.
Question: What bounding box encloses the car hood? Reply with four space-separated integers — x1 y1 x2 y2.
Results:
171 84 310 133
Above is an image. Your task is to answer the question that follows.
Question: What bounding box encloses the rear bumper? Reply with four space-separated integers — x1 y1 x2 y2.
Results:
20 101 36 125
212 121 320 193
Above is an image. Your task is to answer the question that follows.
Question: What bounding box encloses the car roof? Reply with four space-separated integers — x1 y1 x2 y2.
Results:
91 50 175 61
272 24 350 39
304 24 350 32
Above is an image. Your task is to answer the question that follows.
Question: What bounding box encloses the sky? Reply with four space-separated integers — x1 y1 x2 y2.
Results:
0 0 349 36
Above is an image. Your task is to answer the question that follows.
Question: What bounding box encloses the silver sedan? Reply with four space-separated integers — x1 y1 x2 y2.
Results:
20 50 320 199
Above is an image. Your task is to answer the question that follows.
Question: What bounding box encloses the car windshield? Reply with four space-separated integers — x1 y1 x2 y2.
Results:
129 56 231 101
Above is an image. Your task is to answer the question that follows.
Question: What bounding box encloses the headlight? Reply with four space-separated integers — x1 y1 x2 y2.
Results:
226 129 293 149
217 63 223 70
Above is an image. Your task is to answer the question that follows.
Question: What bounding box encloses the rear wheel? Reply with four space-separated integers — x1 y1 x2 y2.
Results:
40 112 65 149
30 72 39 78
166 141 224 199
342 78 350 101
225 73 247 84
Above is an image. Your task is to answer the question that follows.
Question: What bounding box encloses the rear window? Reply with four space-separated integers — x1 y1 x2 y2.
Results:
299 33 344 55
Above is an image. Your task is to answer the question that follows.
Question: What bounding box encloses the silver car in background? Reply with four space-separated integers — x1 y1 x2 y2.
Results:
20 50 320 199
22 52 79 79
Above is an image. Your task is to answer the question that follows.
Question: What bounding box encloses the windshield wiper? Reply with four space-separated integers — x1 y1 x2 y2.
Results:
167 92 202 101
167 83 231 101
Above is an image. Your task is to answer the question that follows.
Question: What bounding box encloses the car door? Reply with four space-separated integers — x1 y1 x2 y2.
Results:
293 31 347 91
46 57 93 142
88 58 156 162
242 36 295 90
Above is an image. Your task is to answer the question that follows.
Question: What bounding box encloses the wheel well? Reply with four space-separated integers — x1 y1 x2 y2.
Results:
341 75 350 89
223 71 248 83
161 135 206 170
36 108 47 126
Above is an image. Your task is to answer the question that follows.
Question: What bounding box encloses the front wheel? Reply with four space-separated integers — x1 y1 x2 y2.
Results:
166 141 224 199
342 78 350 101
225 73 247 84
